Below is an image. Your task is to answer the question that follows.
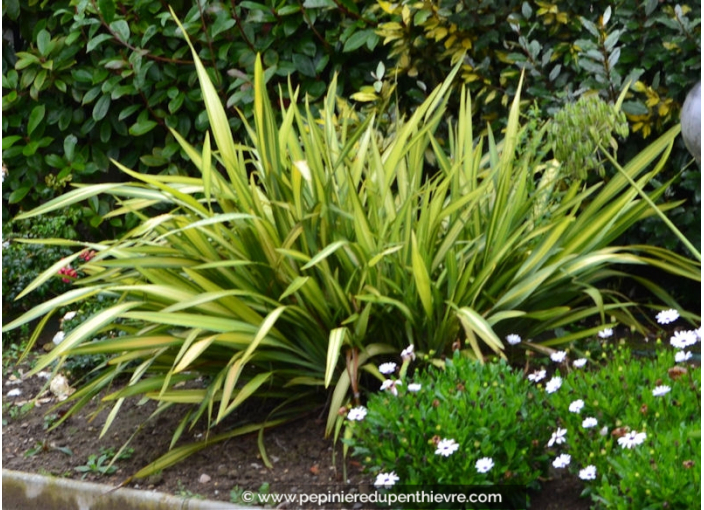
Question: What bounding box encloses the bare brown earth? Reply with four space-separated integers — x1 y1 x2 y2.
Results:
2 352 591 510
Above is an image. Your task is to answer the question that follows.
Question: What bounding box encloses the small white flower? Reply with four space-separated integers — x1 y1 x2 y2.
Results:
582 417 598 428
400 344 415 361
573 358 587 368
407 383 422 392
62 311 77 321
599 426 609 437
579 465 597 480
475 457 494 473
569 399 585 413
545 376 562 394
52 331 65 345
380 379 402 396
675 351 692 363
6 388 22 397
652 385 671 397
552 453 571 468
617 431 647 449
378 362 397 375
547 428 567 447
527 369 546 383
347 406 367 421
597 328 613 338
435 438 460 457
374 472 399 488
670 335 688 350
670 330 697 349
680 330 699 347
506 334 521 345
550 351 567 363
656 309 679 324
695 326 703 340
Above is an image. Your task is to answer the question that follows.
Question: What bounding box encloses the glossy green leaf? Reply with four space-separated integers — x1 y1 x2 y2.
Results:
129 119 158 136
87 33 114 53
27 104 45 136
109 20 130 41
92 95 111 121
98 0 116 24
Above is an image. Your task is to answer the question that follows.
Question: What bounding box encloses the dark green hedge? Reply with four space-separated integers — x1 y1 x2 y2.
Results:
2 0 388 228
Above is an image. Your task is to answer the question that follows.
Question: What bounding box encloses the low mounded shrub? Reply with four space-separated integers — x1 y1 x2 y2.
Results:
346 353 552 489
547 341 700 508
347 322 700 508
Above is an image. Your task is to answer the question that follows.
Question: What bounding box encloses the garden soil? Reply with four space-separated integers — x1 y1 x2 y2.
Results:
2 353 590 510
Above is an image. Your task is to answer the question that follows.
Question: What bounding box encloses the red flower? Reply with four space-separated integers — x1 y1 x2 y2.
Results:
79 250 96 262
57 266 78 283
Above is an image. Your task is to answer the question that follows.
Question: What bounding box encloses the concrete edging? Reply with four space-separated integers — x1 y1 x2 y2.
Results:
2 469 258 510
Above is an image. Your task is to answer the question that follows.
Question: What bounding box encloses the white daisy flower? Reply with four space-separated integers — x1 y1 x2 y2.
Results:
545 376 562 394
435 438 460 457
552 453 571 468
506 334 521 345
380 379 402 396
670 330 697 349
547 428 567 447
527 369 546 383
573 358 587 368
652 385 671 397
597 328 613 338
401 344 415 361
374 472 400 488
379 362 397 375
579 465 597 480
675 351 692 363
347 406 367 421
617 431 647 449
550 351 567 363
569 399 584 413
582 417 598 428
656 309 679 324
475 457 494 473
407 383 422 392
